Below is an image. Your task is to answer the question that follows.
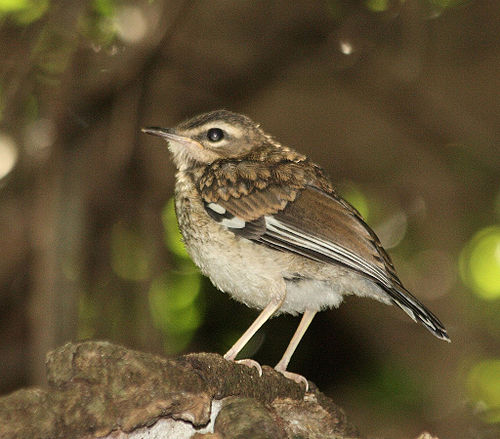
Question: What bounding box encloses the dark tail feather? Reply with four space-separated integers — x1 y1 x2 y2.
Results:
387 285 450 342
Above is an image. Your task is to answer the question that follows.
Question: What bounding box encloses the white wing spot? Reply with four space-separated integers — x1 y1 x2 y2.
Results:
207 202 226 215
221 216 246 229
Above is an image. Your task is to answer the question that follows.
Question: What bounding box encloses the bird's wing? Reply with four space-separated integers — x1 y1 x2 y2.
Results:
200 158 394 283
268 186 395 282
199 160 449 341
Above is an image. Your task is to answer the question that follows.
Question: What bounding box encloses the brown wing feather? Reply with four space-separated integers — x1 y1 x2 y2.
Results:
199 155 312 220
275 186 400 282
199 153 398 282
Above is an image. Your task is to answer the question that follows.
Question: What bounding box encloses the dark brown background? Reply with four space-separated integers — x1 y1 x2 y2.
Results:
1 1 499 438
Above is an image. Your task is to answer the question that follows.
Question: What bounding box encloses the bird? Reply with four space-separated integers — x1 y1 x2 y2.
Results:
142 109 450 390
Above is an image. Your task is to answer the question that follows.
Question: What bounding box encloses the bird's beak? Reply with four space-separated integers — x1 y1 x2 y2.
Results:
141 127 204 150
141 126 174 137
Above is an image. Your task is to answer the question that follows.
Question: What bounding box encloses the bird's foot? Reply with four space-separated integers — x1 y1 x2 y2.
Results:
275 367 309 392
233 358 263 376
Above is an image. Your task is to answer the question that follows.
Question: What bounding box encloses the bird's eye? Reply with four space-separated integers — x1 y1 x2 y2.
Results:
207 128 224 142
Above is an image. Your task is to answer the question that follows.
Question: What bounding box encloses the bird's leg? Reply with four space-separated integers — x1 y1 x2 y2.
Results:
274 308 317 391
224 297 284 375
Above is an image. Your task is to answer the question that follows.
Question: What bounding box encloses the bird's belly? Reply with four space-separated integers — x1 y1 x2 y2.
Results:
181 217 290 310
180 214 387 314
282 271 389 314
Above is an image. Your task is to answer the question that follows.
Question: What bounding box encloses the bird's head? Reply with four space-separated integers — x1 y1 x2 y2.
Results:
142 110 268 170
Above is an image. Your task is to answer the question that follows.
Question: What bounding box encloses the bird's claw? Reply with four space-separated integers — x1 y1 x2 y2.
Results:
275 368 309 392
234 358 263 376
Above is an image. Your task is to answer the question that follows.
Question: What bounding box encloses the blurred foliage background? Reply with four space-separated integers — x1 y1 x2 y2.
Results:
0 0 499 437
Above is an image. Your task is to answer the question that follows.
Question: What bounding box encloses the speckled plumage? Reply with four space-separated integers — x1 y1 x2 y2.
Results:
142 110 449 388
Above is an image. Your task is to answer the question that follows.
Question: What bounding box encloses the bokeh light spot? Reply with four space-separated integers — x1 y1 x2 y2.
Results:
0 0 50 24
365 0 390 13
114 6 147 44
467 359 500 423
110 222 150 281
339 40 354 55
375 211 408 250
339 182 370 221
149 272 201 316
0 0 30 12
162 197 190 259
459 226 500 300
149 271 202 354
408 249 455 300
24 118 55 159
0 132 19 181
0 0 28 12
93 0 115 17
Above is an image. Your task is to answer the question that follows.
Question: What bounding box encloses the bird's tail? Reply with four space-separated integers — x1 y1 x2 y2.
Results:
387 285 450 342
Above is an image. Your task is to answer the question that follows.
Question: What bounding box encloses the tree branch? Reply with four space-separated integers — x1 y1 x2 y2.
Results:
0 341 439 439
